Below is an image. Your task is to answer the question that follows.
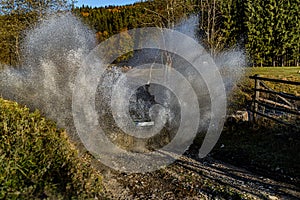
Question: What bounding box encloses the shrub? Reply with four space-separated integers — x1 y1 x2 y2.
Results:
0 98 103 199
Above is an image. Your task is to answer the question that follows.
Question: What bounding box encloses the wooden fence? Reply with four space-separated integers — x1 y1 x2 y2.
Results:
249 74 300 128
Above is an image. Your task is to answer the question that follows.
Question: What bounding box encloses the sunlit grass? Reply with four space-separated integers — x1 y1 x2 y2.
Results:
0 98 103 199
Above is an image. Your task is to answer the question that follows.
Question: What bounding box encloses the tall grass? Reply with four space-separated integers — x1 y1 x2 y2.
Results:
0 98 103 199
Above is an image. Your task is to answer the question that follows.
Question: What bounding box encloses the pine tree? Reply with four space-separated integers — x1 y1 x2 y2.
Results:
244 0 299 66
245 0 266 66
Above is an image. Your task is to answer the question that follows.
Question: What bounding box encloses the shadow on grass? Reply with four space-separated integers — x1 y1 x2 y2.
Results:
209 122 300 185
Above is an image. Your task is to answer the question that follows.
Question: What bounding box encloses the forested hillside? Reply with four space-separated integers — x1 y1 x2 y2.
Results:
0 0 299 67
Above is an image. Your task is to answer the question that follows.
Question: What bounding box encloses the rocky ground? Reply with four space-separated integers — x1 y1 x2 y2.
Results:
99 154 299 200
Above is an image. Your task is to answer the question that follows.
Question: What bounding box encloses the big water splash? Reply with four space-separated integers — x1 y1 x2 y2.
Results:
0 13 245 173
0 13 96 138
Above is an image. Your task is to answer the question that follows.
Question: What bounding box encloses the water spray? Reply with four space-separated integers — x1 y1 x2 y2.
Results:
0 13 245 173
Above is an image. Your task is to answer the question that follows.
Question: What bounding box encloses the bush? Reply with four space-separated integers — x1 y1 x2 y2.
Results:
0 98 103 199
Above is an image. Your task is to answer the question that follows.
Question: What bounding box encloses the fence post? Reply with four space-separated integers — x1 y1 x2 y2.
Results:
253 74 260 123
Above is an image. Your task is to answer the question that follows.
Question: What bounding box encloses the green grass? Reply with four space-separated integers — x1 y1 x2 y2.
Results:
245 67 300 95
0 98 104 199
246 67 299 94
246 67 300 79
228 67 300 112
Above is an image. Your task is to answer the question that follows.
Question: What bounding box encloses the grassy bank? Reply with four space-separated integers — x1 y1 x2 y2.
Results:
0 98 103 199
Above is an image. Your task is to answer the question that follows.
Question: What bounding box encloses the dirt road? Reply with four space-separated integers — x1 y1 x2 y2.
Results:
100 155 299 199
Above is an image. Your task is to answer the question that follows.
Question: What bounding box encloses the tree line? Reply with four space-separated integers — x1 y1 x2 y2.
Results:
0 0 299 67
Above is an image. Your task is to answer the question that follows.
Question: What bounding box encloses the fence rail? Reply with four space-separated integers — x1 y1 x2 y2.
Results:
249 74 300 128
249 75 300 86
